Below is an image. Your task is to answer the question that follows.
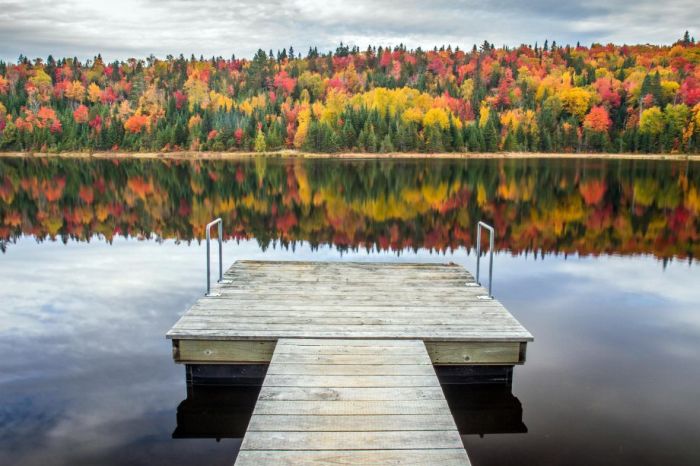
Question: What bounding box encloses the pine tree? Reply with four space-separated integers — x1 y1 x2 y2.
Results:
379 134 394 153
483 121 498 152
366 124 378 152
341 118 356 149
425 125 444 152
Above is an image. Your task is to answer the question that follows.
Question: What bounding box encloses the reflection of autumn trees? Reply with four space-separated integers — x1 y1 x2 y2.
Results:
0 158 698 261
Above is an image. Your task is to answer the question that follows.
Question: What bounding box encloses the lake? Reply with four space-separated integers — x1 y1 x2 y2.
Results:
0 156 699 465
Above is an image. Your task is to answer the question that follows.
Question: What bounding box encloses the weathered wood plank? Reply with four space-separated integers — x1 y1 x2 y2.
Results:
275 338 425 347
246 414 457 431
171 324 528 334
185 304 504 314
167 329 533 341
262 375 441 388
234 449 471 466
266 364 436 376
182 313 503 323
273 343 428 354
174 339 275 363
270 353 432 365
425 341 522 365
251 399 453 415
257 386 446 401
240 430 464 450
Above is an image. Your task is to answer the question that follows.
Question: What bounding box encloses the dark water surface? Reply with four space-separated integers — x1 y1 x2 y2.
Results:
0 157 699 465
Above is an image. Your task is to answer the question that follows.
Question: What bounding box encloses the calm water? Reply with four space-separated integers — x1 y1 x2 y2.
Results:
0 157 699 465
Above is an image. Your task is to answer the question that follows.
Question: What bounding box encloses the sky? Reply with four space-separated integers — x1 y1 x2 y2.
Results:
0 0 697 62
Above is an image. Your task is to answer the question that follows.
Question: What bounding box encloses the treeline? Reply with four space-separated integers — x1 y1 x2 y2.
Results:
0 33 699 154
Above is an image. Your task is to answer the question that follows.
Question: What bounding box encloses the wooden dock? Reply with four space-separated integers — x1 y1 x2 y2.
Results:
166 260 533 464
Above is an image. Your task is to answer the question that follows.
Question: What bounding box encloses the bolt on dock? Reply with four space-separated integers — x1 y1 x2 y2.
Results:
167 260 533 465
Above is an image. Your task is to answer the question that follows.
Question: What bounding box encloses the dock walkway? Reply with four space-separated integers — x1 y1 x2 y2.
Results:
235 338 470 465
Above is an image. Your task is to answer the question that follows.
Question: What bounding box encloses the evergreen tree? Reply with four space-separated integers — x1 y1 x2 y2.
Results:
379 133 394 153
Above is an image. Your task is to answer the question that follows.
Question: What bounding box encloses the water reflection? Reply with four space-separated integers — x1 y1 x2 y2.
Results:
171 372 527 443
0 157 698 261
173 385 260 441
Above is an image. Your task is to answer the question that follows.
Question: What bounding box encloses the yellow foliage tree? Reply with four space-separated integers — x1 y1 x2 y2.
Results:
184 74 210 111
639 107 665 135
294 106 311 148
320 89 347 126
479 103 490 128
459 79 474 101
65 80 86 102
88 82 102 103
559 87 592 120
401 107 423 125
210 91 234 111
423 107 450 129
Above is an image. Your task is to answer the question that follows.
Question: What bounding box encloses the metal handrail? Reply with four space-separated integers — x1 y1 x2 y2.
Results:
475 221 495 298
205 218 223 296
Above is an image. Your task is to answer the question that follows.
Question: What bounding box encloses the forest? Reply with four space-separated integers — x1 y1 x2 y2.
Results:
0 33 699 154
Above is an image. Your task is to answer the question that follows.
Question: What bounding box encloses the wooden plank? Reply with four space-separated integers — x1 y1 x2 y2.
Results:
174 339 275 363
257 386 446 401
251 399 453 415
240 430 464 450
266 364 436 376
425 341 522 365
246 414 457 431
262 375 441 388
235 449 470 466
167 329 533 341
172 318 520 336
212 291 495 299
275 339 425 347
186 304 504 313
273 344 429 355
270 353 432 365
175 315 518 326
235 338 469 465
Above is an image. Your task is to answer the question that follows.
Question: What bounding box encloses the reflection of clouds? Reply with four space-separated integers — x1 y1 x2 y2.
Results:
551 255 699 305
493 252 700 450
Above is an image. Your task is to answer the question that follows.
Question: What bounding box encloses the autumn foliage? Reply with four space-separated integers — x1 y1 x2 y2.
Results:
584 106 612 133
1 34 700 154
124 114 149 133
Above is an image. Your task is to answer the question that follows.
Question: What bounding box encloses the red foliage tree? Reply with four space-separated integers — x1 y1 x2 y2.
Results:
584 106 612 132
73 104 89 123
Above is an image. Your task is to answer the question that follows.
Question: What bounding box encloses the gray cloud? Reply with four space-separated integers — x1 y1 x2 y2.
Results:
0 0 697 61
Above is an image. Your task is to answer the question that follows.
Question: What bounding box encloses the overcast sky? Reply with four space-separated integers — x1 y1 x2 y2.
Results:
0 0 697 62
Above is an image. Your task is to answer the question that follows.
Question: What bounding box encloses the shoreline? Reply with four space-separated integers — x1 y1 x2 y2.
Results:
0 150 698 162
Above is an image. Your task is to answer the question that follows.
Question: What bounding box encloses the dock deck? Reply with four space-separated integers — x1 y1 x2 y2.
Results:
167 260 532 464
